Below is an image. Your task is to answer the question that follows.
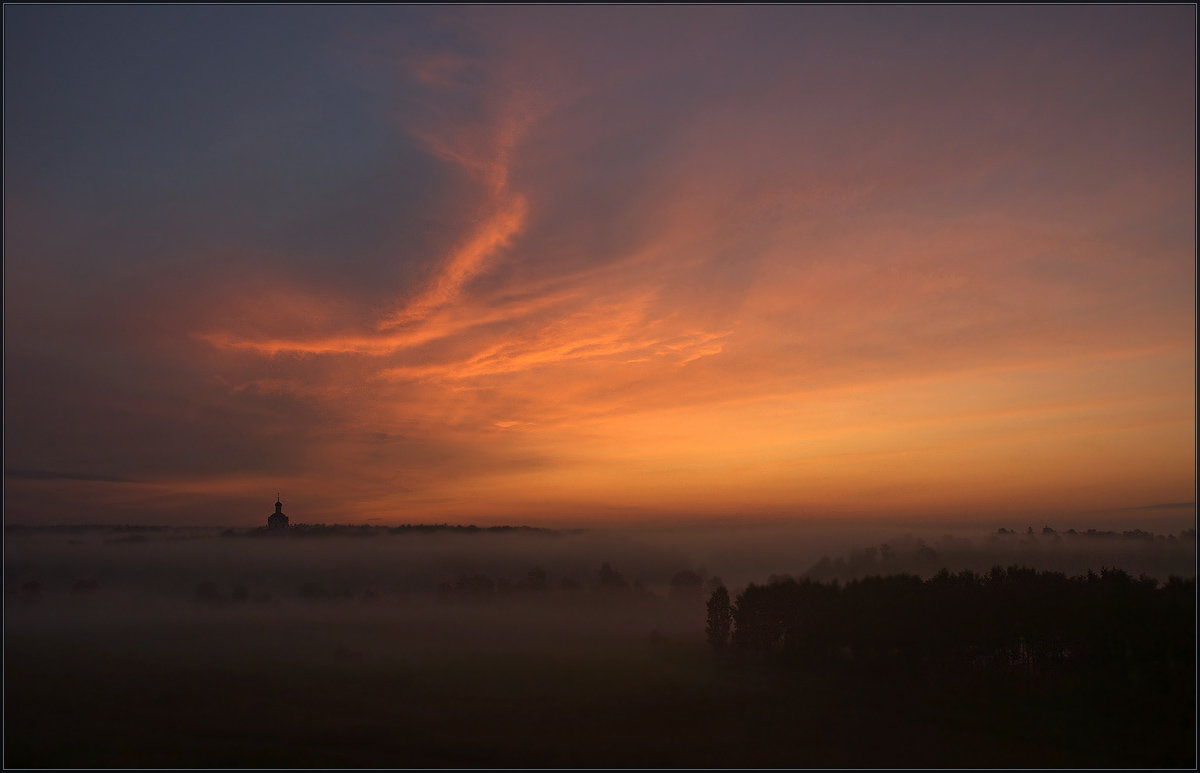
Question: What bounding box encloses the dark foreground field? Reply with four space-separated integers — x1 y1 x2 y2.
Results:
6 526 1195 767
6 600 1194 768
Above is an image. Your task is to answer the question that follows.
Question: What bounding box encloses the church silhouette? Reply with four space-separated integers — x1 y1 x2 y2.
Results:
267 495 289 531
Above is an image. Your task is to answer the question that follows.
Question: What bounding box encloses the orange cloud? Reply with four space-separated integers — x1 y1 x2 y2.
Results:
380 196 528 328
179 13 1194 526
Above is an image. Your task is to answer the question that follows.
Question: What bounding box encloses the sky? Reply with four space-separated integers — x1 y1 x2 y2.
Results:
4 6 1195 527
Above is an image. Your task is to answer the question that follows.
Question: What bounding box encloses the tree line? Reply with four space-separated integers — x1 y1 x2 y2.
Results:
707 566 1195 676
804 527 1196 583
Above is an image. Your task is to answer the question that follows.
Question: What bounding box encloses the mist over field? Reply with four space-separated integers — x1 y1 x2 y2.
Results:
7 518 1194 645
6 519 1195 767
8 518 1193 593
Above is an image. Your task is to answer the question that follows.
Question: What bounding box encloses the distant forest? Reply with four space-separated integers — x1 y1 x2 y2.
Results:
804 526 1195 582
221 523 574 538
701 566 1195 767
4 523 573 536
709 566 1194 675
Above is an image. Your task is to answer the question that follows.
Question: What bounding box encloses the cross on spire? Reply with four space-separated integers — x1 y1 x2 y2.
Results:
268 492 289 530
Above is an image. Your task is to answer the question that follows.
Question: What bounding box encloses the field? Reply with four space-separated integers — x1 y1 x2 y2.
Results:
5 526 1195 767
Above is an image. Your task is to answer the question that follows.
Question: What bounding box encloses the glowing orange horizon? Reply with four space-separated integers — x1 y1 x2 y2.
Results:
4 8 1194 528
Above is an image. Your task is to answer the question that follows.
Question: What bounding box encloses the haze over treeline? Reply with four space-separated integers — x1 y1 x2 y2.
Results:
8 520 1194 609
7 518 1196 768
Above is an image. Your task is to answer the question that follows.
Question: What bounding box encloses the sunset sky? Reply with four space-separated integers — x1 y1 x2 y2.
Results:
5 6 1195 527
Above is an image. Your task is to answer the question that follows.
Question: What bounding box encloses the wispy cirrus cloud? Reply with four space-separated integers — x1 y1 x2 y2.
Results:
8 7 1193 525
198 42 737 389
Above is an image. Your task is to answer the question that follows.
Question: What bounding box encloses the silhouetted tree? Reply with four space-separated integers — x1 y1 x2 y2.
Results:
720 566 1193 680
732 583 784 654
706 586 732 651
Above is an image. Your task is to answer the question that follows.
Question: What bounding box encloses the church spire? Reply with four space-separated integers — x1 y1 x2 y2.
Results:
268 495 289 531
